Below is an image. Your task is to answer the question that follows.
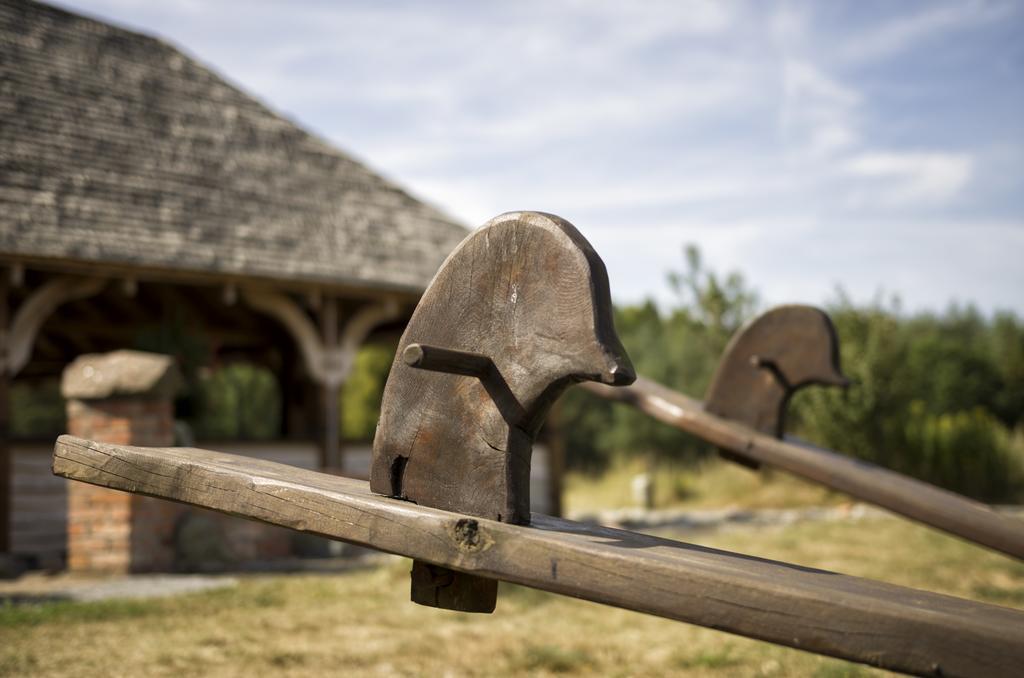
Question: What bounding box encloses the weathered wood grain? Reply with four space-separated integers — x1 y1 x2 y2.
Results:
371 211 634 523
584 376 1024 560
53 435 1024 677
370 212 635 610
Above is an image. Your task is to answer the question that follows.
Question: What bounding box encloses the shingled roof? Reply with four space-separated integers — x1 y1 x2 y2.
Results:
0 0 468 294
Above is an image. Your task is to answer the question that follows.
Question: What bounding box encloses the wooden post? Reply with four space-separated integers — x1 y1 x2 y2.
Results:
0 374 8 556
546 401 566 518
321 297 341 472
279 345 298 439
0 276 9 554
322 384 341 470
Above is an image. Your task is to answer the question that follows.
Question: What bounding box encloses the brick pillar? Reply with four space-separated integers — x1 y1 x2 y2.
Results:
62 351 182 573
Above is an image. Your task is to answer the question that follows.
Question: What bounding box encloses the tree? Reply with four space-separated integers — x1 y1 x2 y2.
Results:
561 244 760 471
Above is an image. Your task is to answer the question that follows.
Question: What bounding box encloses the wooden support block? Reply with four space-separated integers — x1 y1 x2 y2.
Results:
53 436 1024 678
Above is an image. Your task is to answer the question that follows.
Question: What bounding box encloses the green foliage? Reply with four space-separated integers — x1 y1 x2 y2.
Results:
990 312 1024 427
792 297 1024 501
561 244 759 472
192 339 394 444
9 379 64 439
133 308 212 421
788 299 911 469
0 597 155 628
341 341 396 442
667 244 759 350
903 406 1020 499
193 363 281 440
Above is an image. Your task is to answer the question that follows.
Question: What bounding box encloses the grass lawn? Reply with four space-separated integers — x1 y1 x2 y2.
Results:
3 509 1022 677
564 457 844 514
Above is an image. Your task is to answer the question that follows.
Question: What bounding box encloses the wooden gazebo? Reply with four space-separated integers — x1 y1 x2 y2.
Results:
0 0 467 567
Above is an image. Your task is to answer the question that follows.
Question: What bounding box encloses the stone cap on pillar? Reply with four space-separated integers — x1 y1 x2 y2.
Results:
61 350 183 401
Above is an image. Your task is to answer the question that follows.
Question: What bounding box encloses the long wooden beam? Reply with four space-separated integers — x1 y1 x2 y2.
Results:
582 378 1024 561
53 435 1024 678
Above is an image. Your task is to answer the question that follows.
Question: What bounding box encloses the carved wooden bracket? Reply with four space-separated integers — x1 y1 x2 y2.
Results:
3 276 107 377
241 289 400 387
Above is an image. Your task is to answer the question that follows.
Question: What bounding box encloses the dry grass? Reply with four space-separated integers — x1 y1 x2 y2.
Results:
3 513 1022 678
564 457 843 514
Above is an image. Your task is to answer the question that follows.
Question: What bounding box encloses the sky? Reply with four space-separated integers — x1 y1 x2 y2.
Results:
58 0 1024 315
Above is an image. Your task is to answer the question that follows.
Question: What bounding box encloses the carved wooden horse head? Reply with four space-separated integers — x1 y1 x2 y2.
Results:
705 304 848 445
370 212 634 612
371 211 634 526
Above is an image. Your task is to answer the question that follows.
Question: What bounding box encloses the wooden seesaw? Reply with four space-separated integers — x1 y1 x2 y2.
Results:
53 212 1024 677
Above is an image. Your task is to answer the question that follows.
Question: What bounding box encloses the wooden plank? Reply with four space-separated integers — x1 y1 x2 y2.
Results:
53 435 1024 678
584 377 1024 561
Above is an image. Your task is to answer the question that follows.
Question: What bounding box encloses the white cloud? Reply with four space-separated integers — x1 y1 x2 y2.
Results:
779 58 861 159
842 152 974 207
783 59 860 108
769 4 808 45
837 1 1013 63
597 215 1024 317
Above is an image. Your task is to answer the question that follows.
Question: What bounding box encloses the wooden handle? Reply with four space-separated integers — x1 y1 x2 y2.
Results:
403 343 495 379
